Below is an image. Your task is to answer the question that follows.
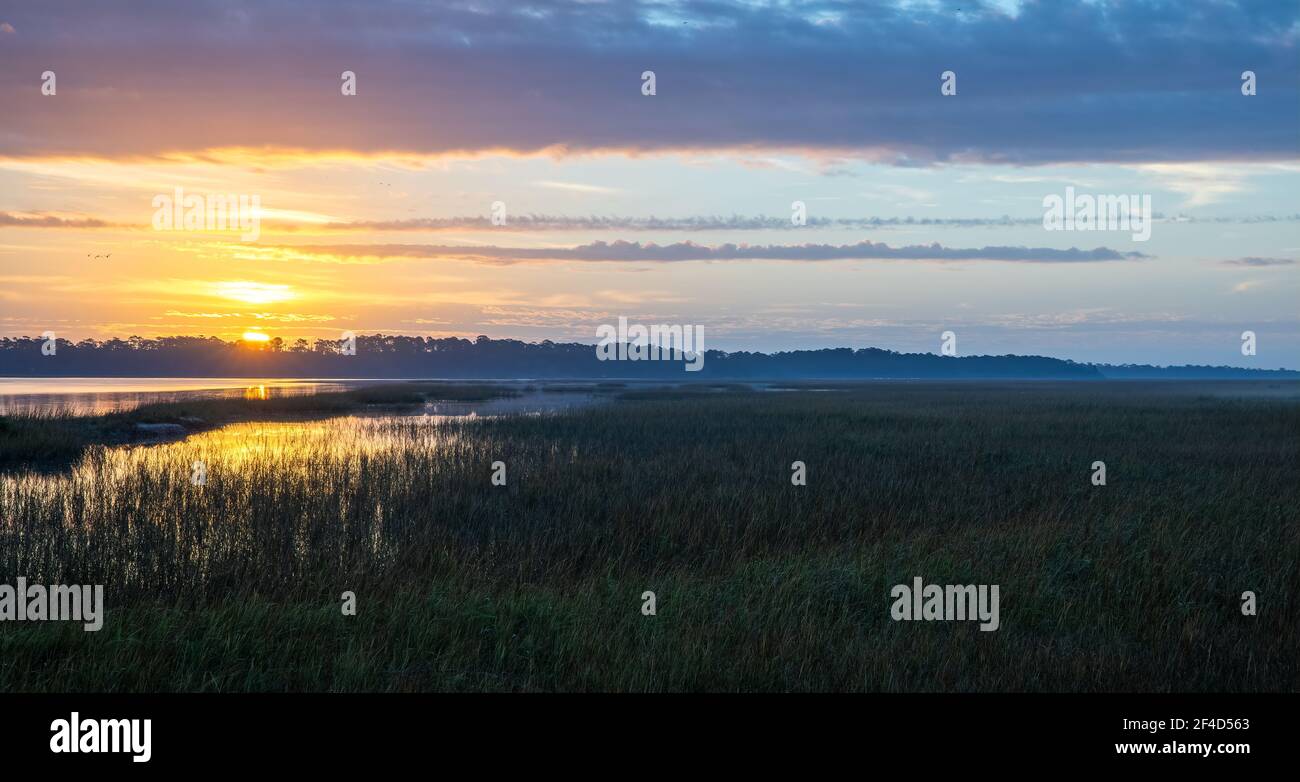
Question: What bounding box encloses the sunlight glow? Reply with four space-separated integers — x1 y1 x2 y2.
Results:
214 281 296 305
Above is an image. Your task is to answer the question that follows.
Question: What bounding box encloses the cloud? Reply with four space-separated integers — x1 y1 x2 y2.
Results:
533 181 622 195
0 212 118 228
1139 163 1254 208
1222 256 1296 266
10 207 1299 235
0 22 14 34
0 0 1295 164
315 214 1058 232
162 310 336 322
260 210 1300 233
278 239 1150 264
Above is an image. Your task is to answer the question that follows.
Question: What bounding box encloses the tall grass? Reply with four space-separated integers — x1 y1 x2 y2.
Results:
0 382 1296 691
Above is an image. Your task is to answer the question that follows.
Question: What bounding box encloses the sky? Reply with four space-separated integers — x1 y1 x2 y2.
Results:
1 0 1298 367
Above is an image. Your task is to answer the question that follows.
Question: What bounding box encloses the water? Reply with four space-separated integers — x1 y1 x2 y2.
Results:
0 378 381 415
0 377 652 419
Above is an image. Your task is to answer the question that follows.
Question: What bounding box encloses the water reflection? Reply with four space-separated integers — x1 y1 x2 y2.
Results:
174 415 466 472
0 378 368 415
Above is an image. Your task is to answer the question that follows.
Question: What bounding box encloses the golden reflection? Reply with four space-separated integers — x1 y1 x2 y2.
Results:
0 415 471 532
244 385 268 400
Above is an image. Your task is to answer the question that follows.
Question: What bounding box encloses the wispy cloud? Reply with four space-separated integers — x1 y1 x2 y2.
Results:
533 181 622 195
0 212 119 228
162 310 336 323
16 210 1299 234
274 239 1150 265
1222 256 1296 267
1139 163 1254 208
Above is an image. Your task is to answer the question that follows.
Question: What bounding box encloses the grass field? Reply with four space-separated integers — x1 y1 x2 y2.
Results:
0 381 1296 691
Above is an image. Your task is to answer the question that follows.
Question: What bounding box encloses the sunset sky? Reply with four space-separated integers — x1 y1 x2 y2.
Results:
1 0 1298 367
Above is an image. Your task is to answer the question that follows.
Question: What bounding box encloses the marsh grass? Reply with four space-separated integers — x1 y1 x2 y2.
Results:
0 408 89 469
0 382 1296 691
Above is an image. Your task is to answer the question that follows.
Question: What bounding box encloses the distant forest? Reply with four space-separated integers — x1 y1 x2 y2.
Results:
0 335 1295 380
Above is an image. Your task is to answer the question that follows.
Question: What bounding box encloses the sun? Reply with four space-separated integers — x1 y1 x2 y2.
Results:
242 331 271 343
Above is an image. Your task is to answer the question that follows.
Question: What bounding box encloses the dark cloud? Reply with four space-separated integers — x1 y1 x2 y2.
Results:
285 239 1150 264
0 0 1295 163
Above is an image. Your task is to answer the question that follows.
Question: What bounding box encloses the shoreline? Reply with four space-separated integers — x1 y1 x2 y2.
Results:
0 382 523 472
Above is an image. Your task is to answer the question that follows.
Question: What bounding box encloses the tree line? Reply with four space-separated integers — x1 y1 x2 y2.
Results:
0 334 1294 379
